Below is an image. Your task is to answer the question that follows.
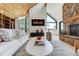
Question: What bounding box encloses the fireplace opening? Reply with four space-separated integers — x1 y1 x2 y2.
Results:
70 24 79 36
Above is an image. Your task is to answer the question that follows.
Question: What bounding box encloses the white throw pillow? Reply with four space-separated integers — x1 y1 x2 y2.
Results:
1 30 12 42
20 30 25 36
13 29 25 39
2 29 13 38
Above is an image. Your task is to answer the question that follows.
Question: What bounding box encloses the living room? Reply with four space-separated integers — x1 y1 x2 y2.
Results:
0 3 79 56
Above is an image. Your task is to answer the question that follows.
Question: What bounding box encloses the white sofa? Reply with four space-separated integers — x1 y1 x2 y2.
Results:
0 28 29 56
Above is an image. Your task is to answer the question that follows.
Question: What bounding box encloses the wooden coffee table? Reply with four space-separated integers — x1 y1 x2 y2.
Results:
25 37 53 56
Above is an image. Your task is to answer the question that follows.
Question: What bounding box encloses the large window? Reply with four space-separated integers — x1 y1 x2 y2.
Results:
47 14 57 29
18 19 25 30
18 17 27 32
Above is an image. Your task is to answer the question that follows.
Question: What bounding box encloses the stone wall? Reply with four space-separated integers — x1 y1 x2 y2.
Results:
63 3 79 20
63 3 79 35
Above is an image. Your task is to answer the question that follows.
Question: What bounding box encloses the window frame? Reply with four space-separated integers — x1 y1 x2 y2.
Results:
59 21 64 34
47 13 57 30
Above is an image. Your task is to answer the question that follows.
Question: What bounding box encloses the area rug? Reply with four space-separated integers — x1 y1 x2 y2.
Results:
14 36 77 56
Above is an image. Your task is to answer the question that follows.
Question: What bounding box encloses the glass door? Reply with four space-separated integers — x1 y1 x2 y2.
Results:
18 19 27 32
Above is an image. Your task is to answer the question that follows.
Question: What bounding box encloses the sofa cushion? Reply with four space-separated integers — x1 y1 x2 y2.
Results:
0 42 11 54
0 28 26 41
1 30 12 41
0 28 28 56
13 29 25 39
2 28 13 37
0 39 20 55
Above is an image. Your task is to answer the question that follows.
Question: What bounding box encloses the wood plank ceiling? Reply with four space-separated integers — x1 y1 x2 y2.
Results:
0 3 36 19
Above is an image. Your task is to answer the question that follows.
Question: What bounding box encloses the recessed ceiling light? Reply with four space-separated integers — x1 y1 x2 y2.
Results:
0 10 4 13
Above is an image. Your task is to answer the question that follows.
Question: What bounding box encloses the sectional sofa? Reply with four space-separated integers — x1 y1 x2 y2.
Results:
0 28 29 56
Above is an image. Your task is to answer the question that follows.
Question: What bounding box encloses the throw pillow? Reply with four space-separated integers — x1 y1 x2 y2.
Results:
13 29 20 39
2 30 11 42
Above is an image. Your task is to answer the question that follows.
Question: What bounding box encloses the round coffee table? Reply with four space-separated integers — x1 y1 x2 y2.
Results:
25 37 53 56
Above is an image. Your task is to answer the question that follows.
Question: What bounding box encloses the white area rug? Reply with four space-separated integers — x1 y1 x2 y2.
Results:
14 36 77 56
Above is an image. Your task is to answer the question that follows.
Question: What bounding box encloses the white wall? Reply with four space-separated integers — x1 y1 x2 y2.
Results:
15 3 46 36
15 3 63 36
47 3 64 36
29 3 46 33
